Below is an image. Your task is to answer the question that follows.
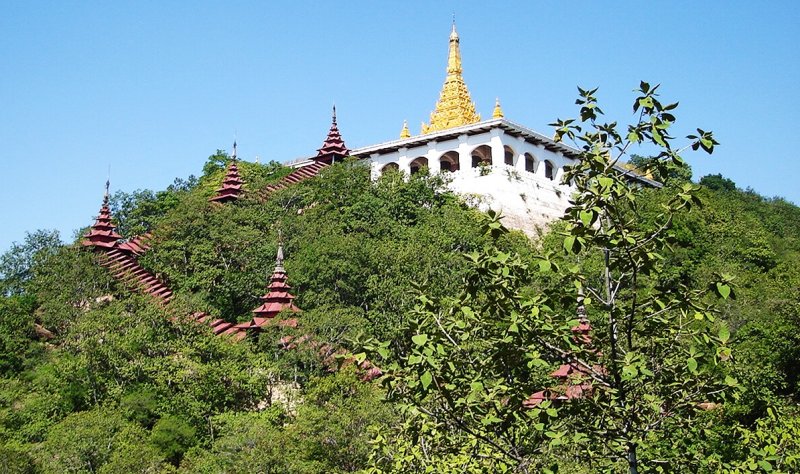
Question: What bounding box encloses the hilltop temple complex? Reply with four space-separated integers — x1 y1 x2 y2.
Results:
285 22 657 234
81 22 657 340
79 21 649 389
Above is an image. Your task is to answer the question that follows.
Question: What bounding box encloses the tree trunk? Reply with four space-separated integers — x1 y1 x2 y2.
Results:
628 442 638 474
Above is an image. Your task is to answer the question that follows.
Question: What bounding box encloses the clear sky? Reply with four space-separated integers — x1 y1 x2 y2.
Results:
1 1 798 252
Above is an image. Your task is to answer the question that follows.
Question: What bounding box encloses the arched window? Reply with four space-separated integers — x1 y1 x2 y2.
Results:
409 157 428 175
524 153 535 173
439 151 460 172
380 162 400 175
471 145 492 168
544 160 555 180
504 146 515 166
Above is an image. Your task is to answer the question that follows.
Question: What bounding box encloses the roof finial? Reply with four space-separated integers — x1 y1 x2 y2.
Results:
104 166 111 203
332 104 337 124
232 140 238 161
274 231 285 273
492 97 504 119
400 120 411 139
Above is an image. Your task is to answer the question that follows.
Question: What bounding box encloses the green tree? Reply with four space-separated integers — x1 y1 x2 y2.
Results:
0 296 38 374
700 173 737 192
365 83 731 473
37 409 140 473
151 415 197 465
0 229 61 296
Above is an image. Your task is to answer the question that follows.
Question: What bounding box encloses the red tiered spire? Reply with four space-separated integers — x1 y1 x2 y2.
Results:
210 142 245 203
251 242 300 327
315 105 350 164
82 180 122 249
524 306 603 408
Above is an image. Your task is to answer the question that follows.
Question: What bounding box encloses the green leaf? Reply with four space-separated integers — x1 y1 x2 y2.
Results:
716 282 731 299
718 326 730 344
725 375 738 387
687 357 698 373
538 259 551 272
420 370 432 389
563 235 575 254
579 210 593 227
411 334 428 346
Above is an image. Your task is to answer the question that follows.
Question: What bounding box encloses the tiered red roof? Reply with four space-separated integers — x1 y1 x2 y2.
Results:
210 142 245 203
97 248 173 304
83 183 171 303
117 232 153 256
524 308 603 408
82 183 122 249
315 106 350 164
185 311 248 341
249 243 301 327
259 161 329 200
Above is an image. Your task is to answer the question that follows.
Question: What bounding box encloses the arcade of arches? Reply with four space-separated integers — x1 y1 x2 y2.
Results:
379 144 558 181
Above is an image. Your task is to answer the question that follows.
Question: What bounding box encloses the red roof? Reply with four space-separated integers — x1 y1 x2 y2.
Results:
82 193 122 249
524 311 603 407
315 106 350 164
260 161 329 200
210 159 245 203
118 232 153 255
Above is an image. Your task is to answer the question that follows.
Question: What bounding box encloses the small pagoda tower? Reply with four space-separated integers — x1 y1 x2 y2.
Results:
251 241 301 327
524 306 601 408
315 105 351 164
82 180 122 249
210 141 245 203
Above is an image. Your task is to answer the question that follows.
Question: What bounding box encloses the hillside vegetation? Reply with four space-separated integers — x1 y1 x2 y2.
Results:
1 138 799 470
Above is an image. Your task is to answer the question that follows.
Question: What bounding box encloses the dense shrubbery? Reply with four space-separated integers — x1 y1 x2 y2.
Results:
0 134 798 471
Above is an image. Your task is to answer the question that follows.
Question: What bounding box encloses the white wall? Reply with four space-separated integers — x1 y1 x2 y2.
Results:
366 127 576 235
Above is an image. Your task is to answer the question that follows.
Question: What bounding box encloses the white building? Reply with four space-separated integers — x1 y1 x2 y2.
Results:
291 23 657 236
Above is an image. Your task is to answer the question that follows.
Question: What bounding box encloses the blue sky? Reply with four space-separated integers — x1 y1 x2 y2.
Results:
1 1 798 252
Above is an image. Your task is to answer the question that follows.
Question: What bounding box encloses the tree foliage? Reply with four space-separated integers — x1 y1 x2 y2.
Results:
0 87 798 473
363 83 742 473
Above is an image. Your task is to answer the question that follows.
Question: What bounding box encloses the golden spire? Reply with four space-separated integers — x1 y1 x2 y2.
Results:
400 120 411 139
492 97 504 119
422 21 480 134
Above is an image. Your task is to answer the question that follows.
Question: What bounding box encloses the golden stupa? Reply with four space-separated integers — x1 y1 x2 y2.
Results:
421 22 481 134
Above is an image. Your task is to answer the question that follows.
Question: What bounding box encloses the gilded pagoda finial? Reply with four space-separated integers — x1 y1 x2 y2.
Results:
422 21 480 134
492 97 504 119
400 120 411 139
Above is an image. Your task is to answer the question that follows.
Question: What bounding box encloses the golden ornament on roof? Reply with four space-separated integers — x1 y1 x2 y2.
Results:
400 120 411 139
422 22 480 134
492 97 504 119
